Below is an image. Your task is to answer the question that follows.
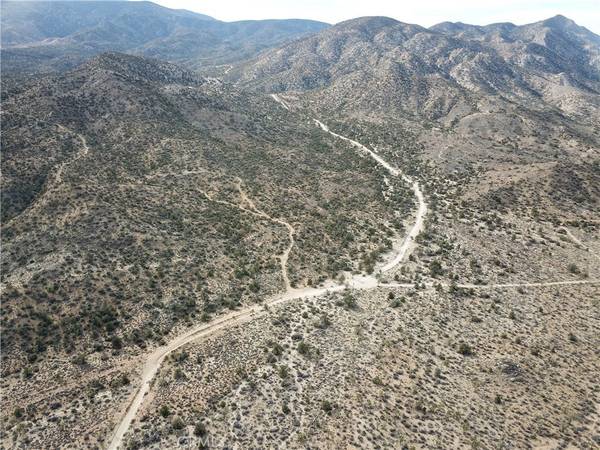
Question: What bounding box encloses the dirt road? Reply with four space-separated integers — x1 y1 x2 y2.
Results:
106 115 428 449
106 99 599 448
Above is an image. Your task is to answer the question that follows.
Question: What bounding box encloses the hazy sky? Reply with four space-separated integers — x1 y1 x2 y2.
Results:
148 0 600 33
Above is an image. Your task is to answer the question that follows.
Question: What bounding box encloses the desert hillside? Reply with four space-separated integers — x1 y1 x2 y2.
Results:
1 3 599 449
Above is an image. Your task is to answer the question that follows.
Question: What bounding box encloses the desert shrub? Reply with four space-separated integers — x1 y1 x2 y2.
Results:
458 343 473 356
390 297 404 308
159 405 170 418
172 416 184 430
297 341 310 356
110 374 130 388
278 365 289 379
314 314 331 329
271 342 283 357
111 335 123 350
337 292 357 310
72 354 87 365
194 422 207 436
172 351 188 364
429 259 444 277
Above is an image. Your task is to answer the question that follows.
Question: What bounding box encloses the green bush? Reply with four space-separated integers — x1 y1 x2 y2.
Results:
338 292 357 310
172 416 184 430
111 336 123 350
429 259 444 277
159 405 170 418
278 365 289 379
194 421 207 436
458 343 473 356
297 341 310 356
22 367 33 379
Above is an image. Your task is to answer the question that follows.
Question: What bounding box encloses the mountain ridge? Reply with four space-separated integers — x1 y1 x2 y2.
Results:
230 14 599 123
0 1 329 74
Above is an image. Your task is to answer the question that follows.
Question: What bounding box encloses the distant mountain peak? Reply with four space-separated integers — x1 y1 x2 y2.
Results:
336 16 400 27
333 16 401 34
535 14 600 45
542 14 576 28
330 16 427 40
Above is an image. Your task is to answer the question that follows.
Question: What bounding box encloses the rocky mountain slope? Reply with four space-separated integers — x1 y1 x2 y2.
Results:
1 1 329 74
232 15 599 124
431 15 600 81
232 15 600 221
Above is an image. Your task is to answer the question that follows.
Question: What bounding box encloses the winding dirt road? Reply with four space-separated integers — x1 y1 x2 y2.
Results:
234 178 295 291
106 112 428 449
106 281 348 450
197 179 296 292
456 279 600 289
54 125 90 183
105 98 599 449
313 119 428 273
270 93 291 110
560 226 600 263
